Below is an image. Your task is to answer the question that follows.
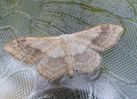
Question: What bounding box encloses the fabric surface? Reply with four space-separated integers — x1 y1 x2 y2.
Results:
0 0 137 99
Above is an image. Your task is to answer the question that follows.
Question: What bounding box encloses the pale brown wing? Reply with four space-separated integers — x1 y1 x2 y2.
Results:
24 37 61 53
36 40 68 79
70 39 101 73
4 37 60 64
71 24 123 51
5 37 69 79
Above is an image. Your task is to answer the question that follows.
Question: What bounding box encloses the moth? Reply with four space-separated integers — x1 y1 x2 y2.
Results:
4 24 123 80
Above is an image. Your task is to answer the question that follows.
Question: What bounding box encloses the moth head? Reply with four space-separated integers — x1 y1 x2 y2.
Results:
60 34 70 40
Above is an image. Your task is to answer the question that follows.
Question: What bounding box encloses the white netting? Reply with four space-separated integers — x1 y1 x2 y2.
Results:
0 0 137 99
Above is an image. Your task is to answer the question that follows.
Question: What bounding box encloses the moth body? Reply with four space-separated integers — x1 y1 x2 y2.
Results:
60 34 74 76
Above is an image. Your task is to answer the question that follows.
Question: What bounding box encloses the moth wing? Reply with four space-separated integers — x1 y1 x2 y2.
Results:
36 39 68 79
5 37 69 79
70 39 101 73
4 37 53 64
71 24 123 51
18 37 62 64
25 37 60 53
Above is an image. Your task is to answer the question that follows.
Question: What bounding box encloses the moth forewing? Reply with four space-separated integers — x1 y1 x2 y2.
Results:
72 24 123 51
90 24 124 51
